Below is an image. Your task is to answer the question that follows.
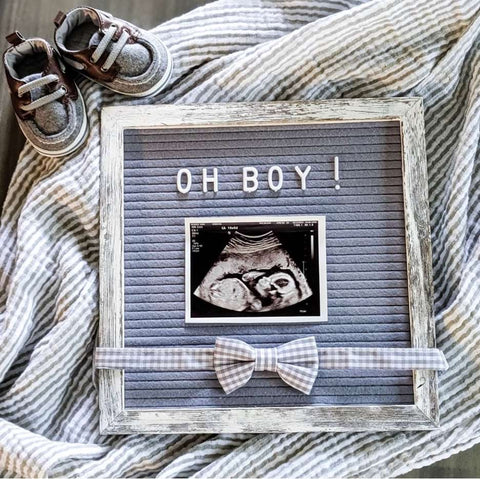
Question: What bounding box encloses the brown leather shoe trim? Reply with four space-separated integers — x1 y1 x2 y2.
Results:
6 31 25 46
53 11 67 28
6 75 34 121
61 48 119 82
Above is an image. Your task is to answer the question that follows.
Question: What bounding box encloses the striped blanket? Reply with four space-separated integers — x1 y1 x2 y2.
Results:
1 0 479 476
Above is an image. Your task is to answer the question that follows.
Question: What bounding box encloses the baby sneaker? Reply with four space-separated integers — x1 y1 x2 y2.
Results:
53 7 173 97
3 32 88 157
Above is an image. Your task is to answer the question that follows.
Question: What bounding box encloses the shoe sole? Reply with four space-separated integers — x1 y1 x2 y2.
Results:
18 87 89 158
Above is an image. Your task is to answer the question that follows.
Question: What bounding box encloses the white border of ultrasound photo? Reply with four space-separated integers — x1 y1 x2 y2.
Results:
184 215 328 324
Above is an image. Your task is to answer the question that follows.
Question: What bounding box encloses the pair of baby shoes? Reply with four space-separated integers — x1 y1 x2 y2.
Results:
3 6 173 157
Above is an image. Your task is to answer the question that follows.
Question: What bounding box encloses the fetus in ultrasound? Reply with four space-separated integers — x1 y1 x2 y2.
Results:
194 231 312 313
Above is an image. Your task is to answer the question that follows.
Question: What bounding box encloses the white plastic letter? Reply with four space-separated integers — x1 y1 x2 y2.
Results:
202 168 219 193
268 166 283 192
295 165 311 190
176 168 192 194
243 167 259 193
334 156 341 190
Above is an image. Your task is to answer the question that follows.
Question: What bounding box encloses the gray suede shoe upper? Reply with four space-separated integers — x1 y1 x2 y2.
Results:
3 31 88 157
53 7 172 97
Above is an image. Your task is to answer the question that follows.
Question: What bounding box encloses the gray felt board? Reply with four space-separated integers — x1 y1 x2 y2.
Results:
122 120 413 409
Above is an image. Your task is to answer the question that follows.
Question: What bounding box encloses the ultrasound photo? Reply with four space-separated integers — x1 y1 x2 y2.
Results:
185 216 327 324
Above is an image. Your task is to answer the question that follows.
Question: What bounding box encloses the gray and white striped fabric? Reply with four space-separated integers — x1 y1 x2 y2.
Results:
1 0 479 477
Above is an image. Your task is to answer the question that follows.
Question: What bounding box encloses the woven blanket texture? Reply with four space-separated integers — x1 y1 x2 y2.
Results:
1 0 479 477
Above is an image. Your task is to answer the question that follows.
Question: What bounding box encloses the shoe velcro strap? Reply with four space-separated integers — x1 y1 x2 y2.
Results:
6 31 25 46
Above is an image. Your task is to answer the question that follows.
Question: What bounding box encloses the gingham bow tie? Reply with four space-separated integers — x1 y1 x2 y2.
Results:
214 336 319 395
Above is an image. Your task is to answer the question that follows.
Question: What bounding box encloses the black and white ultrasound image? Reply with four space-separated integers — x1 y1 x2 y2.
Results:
188 219 321 319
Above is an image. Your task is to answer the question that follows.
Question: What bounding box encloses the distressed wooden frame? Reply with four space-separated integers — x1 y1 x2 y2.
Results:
99 99 437 434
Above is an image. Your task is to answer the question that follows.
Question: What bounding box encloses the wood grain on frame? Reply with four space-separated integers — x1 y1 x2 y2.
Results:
99 99 437 434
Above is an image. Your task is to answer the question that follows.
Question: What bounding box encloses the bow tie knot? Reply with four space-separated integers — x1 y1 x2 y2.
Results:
214 336 319 395
255 347 278 372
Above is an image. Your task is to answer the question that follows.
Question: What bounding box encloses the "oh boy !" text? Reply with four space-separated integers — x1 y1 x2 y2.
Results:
176 157 341 194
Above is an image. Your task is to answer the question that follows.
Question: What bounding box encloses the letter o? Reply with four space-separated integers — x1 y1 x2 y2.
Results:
177 168 192 194
268 166 283 192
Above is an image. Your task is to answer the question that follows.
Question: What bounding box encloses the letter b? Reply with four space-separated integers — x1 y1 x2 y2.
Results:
243 167 259 193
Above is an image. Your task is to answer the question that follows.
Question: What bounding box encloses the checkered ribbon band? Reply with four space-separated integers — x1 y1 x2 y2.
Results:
316 347 448 370
95 340 448 395
95 347 213 370
213 337 319 394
